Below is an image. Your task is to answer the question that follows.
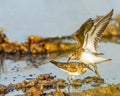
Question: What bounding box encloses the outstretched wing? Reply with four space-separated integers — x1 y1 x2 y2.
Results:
83 9 113 52
73 18 94 48
94 16 103 23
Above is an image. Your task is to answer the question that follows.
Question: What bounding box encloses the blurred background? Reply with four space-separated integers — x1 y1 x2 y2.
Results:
0 0 120 42
0 1 120 95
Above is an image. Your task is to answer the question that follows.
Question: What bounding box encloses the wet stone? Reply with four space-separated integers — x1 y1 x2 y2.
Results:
72 79 82 87
0 84 8 95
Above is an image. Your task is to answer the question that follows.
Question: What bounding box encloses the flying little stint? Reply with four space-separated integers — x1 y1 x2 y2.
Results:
68 9 113 77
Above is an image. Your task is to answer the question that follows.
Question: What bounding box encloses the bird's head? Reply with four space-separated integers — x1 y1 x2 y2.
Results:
67 52 79 62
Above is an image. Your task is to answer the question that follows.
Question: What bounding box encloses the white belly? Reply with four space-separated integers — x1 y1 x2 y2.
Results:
80 51 108 64
80 52 96 64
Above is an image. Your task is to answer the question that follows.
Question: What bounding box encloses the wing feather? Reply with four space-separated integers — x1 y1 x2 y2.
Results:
83 9 113 52
73 18 94 48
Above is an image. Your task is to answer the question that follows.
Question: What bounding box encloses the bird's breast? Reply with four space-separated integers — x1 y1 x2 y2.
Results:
80 52 96 64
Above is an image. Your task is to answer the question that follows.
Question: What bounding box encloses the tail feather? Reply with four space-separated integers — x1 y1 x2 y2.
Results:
96 58 112 64
50 60 58 66
104 58 112 62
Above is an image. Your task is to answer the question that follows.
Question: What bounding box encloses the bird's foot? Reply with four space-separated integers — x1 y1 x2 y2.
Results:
95 70 101 78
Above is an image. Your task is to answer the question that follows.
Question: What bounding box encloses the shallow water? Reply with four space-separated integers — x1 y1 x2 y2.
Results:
0 42 120 95
0 0 120 95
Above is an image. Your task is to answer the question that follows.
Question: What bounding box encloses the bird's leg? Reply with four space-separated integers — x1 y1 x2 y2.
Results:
91 64 101 78
71 75 75 84
67 74 71 85
67 83 71 93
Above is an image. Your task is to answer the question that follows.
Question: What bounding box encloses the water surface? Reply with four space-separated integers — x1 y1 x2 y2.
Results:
0 0 120 95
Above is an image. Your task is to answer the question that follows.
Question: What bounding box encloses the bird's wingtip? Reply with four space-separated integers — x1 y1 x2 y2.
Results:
109 9 114 15
109 58 112 61
111 9 114 12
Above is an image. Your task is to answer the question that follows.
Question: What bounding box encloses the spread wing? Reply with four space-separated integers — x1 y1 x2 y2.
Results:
94 16 103 23
82 9 113 52
73 18 94 48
